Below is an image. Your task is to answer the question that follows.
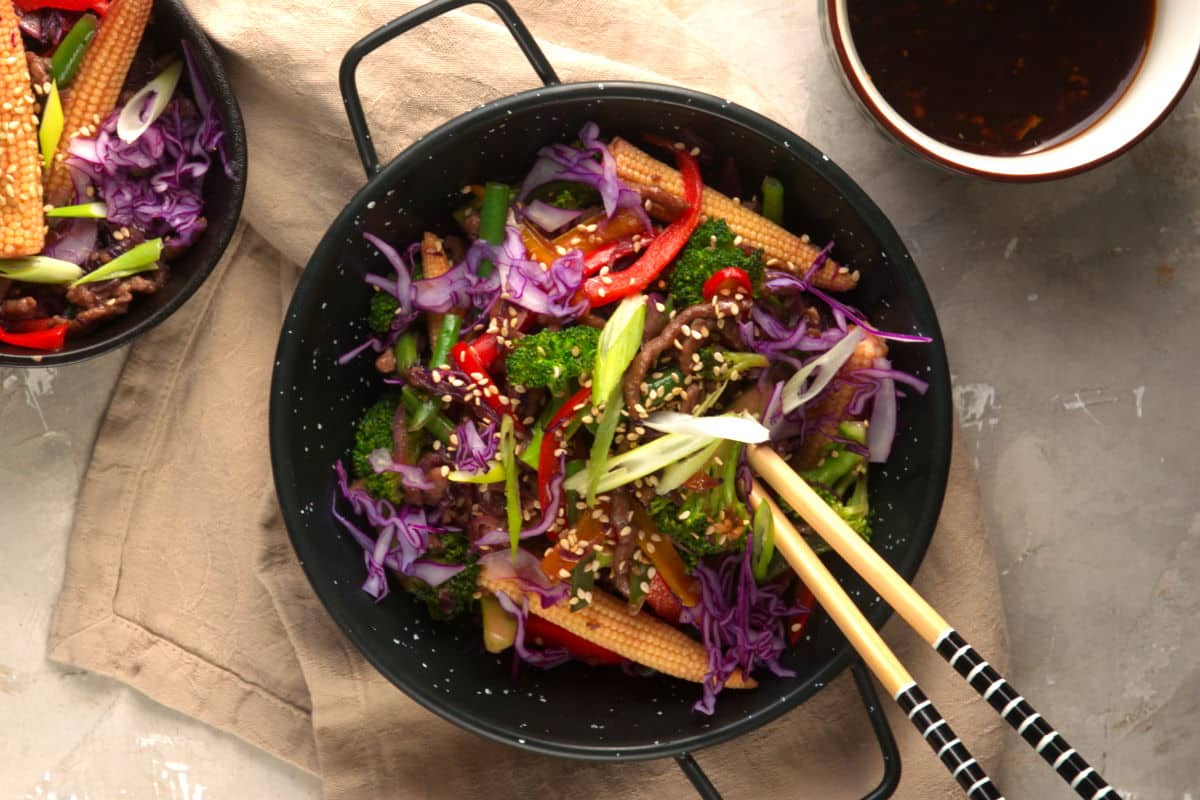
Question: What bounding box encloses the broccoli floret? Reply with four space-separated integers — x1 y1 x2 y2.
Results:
505 326 601 393
367 291 400 334
649 495 746 571
403 531 481 620
797 421 872 542
352 395 404 503
696 346 769 379
667 219 765 309
547 182 600 210
648 442 750 567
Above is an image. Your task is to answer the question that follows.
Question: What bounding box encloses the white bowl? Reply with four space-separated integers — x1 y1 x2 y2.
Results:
823 0 1200 180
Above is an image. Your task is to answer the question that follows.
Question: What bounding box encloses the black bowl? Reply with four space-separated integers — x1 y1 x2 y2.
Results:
0 0 247 367
270 82 952 767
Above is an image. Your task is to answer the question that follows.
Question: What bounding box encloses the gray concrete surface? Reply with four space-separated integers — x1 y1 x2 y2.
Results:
1 5 1197 798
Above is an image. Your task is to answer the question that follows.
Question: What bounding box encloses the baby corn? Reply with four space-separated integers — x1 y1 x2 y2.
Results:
44 0 152 206
610 137 859 292
1 2 46 257
479 574 755 689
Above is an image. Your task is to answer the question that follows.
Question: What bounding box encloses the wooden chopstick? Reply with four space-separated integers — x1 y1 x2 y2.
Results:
748 481 1005 800
748 445 1116 800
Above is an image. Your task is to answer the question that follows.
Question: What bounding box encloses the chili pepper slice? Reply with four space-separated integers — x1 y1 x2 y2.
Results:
15 0 108 14
582 148 702 306
0 322 69 351
450 341 522 428
525 614 622 666
702 266 753 301
459 309 531 372
537 385 591 511
787 582 816 646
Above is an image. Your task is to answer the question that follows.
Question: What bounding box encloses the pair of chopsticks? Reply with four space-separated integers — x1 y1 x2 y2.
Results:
746 445 1115 800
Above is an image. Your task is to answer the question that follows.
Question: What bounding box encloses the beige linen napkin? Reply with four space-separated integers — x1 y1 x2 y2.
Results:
50 1 1010 797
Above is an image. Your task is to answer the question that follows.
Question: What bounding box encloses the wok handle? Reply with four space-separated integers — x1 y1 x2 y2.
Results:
339 0 560 178
673 661 902 800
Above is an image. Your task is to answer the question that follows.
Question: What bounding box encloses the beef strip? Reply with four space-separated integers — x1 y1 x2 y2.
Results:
623 298 744 416
65 269 169 331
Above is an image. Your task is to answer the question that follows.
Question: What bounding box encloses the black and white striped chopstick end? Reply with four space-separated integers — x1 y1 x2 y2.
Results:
895 682 1005 799
935 629 1115 800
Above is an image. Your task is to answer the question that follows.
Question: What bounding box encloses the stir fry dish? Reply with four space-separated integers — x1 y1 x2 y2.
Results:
335 123 930 713
0 0 227 352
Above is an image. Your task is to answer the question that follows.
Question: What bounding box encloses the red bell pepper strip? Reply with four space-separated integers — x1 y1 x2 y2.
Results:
582 148 703 306
702 266 753 301
537 386 591 511
787 582 816 646
525 614 622 666
0 323 69 351
450 341 522 428
643 573 684 624
582 238 641 277
15 0 108 15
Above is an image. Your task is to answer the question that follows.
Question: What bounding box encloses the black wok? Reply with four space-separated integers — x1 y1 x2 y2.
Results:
270 2 951 796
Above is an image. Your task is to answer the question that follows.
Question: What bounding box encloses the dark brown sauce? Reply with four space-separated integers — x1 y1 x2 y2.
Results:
846 0 1156 155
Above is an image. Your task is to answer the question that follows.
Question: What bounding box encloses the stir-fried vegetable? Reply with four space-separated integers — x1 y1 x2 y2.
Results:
3 1 227 349
331 122 930 715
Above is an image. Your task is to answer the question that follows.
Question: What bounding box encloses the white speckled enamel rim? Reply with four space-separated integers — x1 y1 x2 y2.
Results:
825 0 1200 181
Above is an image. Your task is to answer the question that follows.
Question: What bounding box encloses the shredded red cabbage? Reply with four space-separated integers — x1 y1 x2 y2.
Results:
42 219 97 265
682 536 798 715
453 419 498 474
764 266 933 345
366 448 435 490
333 460 463 601
522 200 583 234
66 99 219 249
478 549 570 608
518 122 621 217
474 451 567 546
493 590 572 670
494 226 587 321
15 7 68 49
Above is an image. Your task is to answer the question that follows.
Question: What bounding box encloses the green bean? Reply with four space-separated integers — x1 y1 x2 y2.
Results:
393 332 418 372
401 386 454 443
50 14 98 87
428 314 462 369
761 176 784 225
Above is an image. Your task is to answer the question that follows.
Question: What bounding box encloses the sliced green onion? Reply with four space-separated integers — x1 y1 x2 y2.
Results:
519 429 543 470
586 391 624 506
656 438 722 496
447 462 505 484
71 238 163 287
752 499 775 582
780 327 865 414
643 410 771 444
0 255 84 285
46 202 107 219
761 176 784 225
39 81 63 169
500 415 521 555
117 61 184 143
49 13 98 87
564 431 717 496
593 294 646 401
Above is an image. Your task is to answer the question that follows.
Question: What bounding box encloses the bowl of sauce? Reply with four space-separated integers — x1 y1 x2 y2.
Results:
823 0 1200 179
